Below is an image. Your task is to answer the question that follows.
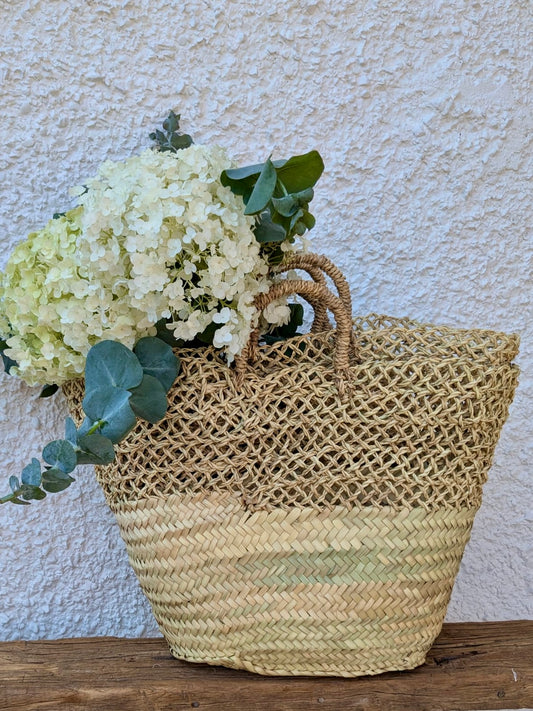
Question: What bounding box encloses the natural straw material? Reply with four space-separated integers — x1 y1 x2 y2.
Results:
63 254 520 677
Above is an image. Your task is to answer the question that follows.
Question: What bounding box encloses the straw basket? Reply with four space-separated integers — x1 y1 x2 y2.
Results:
63 254 520 677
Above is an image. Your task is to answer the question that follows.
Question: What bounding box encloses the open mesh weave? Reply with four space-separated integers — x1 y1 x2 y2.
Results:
63 312 519 513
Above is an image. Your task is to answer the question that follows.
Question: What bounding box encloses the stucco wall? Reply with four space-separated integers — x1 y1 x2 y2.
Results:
0 0 531 642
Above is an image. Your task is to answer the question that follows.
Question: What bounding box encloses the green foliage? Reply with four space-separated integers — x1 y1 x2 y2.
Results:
253 212 287 244
83 387 136 444
129 374 168 424
21 458 41 486
134 337 180 391
150 111 193 153
41 468 75 493
1 335 180 506
39 384 59 398
85 341 144 393
221 149 324 250
64 417 78 446
0 338 17 375
0 114 323 507
42 440 77 474
76 433 116 466
243 158 278 215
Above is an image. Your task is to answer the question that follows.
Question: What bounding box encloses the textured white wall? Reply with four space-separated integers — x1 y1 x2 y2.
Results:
0 0 531 642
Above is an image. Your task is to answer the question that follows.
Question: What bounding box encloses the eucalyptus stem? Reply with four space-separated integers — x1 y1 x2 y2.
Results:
87 419 106 436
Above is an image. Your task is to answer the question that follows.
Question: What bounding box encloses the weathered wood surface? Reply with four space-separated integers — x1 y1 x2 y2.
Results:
0 621 531 711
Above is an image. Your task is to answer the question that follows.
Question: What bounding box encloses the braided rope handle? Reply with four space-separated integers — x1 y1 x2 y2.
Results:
274 253 356 351
275 261 331 332
276 253 353 328
237 279 356 381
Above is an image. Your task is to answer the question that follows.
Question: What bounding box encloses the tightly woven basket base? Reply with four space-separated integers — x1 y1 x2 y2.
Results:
113 492 475 677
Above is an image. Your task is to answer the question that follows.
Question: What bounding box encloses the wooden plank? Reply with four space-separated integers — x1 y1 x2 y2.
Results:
0 621 531 711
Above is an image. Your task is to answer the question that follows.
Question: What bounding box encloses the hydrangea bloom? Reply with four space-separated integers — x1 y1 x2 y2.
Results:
0 145 294 386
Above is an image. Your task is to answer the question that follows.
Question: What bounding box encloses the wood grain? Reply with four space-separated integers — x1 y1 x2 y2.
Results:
0 621 531 711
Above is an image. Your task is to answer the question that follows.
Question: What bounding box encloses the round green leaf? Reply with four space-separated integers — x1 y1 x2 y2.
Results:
271 195 299 218
253 213 287 243
20 485 46 501
133 337 180 392
302 210 316 230
42 440 77 474
76 433 116 466
39 384 59 398
275 150 324 193
85 341 143 393
21 458 41 486
41 468 75 493
82 387 136 444
128 374 168 424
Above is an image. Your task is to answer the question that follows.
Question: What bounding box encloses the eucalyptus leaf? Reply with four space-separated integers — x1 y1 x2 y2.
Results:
253 213 287 243
271 189 314 217
271 195 299 218
293 220 307 236
221 163 263 182
134 337 180 392
244 158 277 215
84 341 143 393
293 187 314 203
76 433 116 465
42 440 77 474
41 468 75 493
21 458 41 486
276 150 324 193
82 387 136 444
220 159 285 198
162 111 179 133
65 417 78 446
128 374 168 424
39 384 59 398
302 211 316 230
289 209 305 230
20 484 46 501
222 158 286 182
170 133 193 150
151 112 193 153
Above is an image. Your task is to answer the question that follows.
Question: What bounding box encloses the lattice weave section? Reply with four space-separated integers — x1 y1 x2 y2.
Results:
64 312 519 513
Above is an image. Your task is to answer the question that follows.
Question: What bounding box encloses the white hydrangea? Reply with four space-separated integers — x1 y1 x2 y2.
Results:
0 145 298 386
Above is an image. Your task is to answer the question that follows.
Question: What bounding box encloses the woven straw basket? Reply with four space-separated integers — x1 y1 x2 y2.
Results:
64 254 519 677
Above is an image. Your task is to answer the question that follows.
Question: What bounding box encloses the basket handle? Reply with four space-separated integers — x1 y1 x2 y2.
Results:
275 253 353 330
274 261 331 332
239 279 356 377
